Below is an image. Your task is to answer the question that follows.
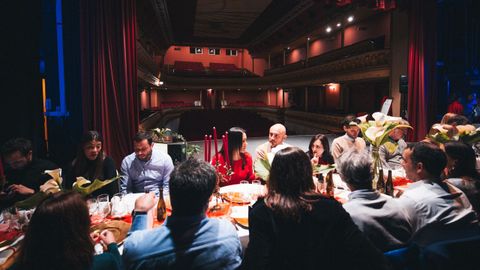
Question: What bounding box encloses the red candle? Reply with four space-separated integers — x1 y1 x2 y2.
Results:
222 135 226 165
224 132 230 166
213 127 219 159
204 135 208 161
208 135 212 162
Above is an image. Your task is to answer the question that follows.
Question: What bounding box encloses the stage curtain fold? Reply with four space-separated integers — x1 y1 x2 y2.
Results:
407 0 437 142
80 0 138 167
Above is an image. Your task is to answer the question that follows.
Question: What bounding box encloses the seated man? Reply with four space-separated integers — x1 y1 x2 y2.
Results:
120 131 174 196
254 123 290 159
123 158 242 270
338 149 413 252
1 138 58 209
331 115 366 164
379 120 409 170
399 142 478 233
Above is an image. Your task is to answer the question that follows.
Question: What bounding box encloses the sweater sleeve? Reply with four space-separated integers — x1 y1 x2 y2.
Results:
92 243 123 270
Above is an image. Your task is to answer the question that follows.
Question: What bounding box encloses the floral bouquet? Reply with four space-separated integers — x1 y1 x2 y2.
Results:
354 112 412 189
426 124 480 145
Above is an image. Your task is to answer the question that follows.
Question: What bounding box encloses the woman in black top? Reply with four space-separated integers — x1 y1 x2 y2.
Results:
10 192 122 270
306 134 334 165
242 147 388 270
66 131 118 197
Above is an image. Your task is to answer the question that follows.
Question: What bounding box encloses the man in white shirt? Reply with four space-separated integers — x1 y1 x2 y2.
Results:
398 142 478 233
255 123 290 159
331 115 366 164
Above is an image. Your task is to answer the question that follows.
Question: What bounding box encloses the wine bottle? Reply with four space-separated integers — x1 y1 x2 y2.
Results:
376 169 385 193
385 170 394 196
157 188 167 222
325 171 334 198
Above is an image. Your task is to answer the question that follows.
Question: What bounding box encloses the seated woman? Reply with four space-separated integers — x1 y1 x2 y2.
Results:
306 134 334 166
65 131 118 197
211 127 254 186
444 141 480 214
10 192 122 270
242 147 388 270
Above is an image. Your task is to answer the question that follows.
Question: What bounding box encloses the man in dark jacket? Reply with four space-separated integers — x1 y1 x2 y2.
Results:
1 138 58 209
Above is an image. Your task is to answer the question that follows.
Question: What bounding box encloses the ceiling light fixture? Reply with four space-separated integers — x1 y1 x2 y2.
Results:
336 22 341 27
326 26 332 33
347 16 354 22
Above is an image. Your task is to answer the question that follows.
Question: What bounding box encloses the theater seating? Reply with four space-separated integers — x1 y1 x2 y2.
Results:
173 61 206 75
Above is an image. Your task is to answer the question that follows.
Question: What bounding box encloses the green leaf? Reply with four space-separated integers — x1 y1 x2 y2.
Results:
72 176 120 196
254 157 271 181
313 164 336 175
15 192 49 210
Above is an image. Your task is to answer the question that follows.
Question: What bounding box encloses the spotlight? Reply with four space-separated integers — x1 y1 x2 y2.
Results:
347 16 354 22
326 26 332 33
336 22 341 27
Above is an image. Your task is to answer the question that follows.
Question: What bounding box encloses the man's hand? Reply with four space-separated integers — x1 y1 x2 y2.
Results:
134 192 156 212
256 149 267 160
8 184 35 195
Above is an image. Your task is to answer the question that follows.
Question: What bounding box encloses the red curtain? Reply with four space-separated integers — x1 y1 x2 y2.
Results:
80 0 138 167
407 0 437 142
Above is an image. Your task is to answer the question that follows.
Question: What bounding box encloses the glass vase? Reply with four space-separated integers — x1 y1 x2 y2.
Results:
371 145 383 190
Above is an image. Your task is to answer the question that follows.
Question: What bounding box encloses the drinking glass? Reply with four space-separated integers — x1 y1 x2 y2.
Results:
2 207 18 230
87 198 98 216
111 193 126 217
97 194 111 220
240 180 249 185
251 180 262 201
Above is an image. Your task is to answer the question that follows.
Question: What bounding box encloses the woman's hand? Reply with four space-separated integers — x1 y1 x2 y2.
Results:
311 155 319 166
90 231 100 243
99 229 116 246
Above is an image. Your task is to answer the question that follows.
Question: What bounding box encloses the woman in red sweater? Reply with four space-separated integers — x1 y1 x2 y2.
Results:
212 127 255 186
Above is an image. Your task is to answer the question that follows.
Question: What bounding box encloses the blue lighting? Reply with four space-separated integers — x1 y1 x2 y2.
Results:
47 0 69 117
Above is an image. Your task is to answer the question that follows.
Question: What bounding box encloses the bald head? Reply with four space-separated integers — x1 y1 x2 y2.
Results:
269 124 287 148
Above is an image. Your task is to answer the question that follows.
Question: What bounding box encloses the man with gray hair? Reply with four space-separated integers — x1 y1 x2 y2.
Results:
337 149 413 251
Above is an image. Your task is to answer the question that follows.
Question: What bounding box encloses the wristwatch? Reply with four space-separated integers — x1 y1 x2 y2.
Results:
132 210 147 218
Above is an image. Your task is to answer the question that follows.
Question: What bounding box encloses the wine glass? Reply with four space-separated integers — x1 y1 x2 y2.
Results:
97 194 111 220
